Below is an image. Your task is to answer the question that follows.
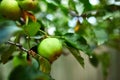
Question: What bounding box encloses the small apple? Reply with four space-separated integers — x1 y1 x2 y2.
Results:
0 0 21 20
38 38 62 63
18 0 38 11
13 54 27 67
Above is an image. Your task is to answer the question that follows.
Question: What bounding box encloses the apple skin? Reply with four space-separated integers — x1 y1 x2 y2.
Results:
0 0 21 20
38 38 62 63
19 0 38 11
13 54 27 67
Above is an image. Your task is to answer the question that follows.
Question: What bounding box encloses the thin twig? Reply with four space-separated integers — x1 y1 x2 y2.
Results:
26 35 45 40
5 41 41 59
39 30 48 37
6 41 29 53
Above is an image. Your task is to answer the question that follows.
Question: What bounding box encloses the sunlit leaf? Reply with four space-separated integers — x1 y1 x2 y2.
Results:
75 2 84 15
45 0 59 6
23 22 40 36
39 57 51 74
93 28 108 45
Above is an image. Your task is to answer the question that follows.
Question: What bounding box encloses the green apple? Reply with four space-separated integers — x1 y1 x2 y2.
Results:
0 0 21 20
38 38 62 63
19 0 38 11
13 53 27 67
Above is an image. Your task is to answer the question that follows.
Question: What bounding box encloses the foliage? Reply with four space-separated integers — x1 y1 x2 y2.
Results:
0 0 120 80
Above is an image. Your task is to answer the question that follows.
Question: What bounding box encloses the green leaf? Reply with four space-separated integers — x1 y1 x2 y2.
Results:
89 53 99 67
23 22 40 36
45 0 59 6
59 5 69 16
9 65 54 80
99 53 110 79
64 33 86 49
39 57 51 74
67 46 84 68
31 58 39 69
93 28 108 45
75 2 84 15
69 0 76 11
64 33 90 54
1 45 16 64
82 25 97 49
0 44 8 54
69 0 92 13
79 0 92 11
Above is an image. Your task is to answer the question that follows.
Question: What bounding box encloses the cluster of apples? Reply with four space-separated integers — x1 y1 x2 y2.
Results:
0 0 38 20
0 0 63 65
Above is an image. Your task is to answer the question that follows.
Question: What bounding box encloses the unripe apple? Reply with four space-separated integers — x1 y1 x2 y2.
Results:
13 54 27 67
19 0 38 11
38 38 62 63
0 0 21 20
